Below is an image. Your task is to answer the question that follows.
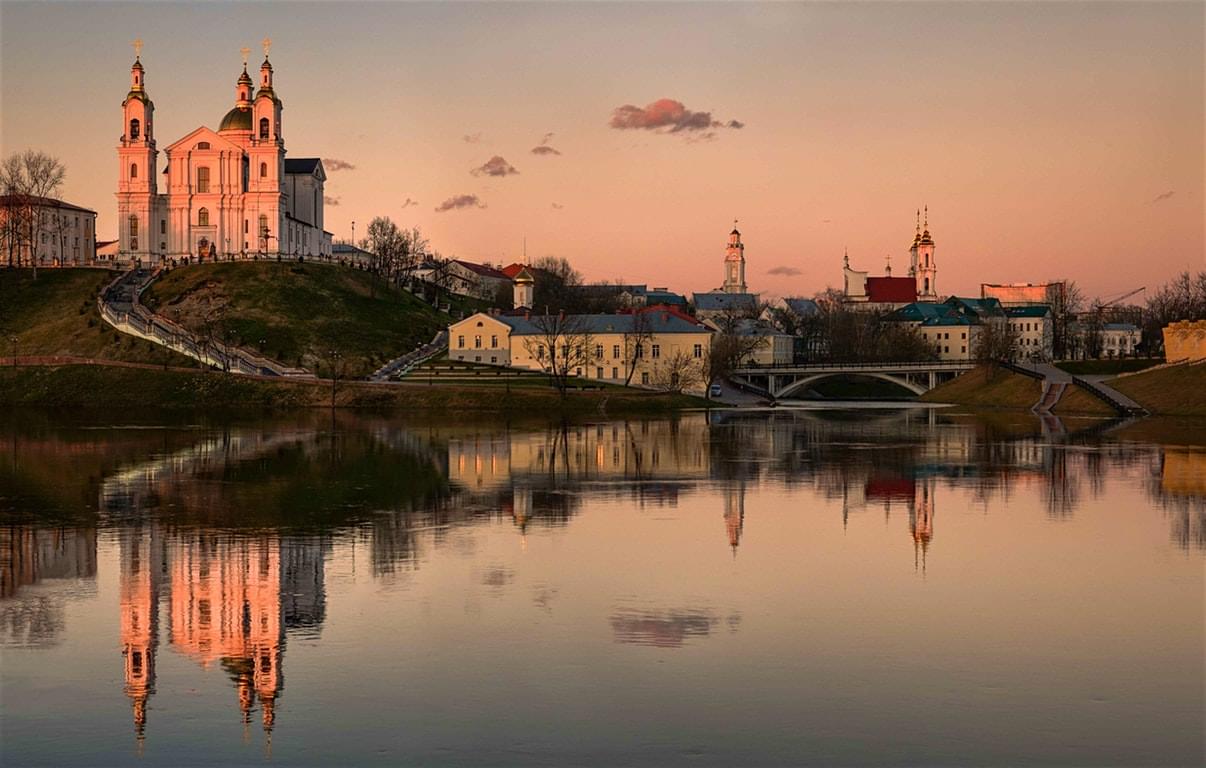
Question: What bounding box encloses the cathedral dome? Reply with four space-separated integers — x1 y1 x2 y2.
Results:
219 106 252 131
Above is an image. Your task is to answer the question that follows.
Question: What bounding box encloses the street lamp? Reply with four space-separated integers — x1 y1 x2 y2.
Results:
9 336 17 368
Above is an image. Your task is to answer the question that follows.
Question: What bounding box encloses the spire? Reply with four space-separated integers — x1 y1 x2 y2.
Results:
885 253 892 276
912 208 921 247
843 246 849 268
920 205 934 245
730 217 740 236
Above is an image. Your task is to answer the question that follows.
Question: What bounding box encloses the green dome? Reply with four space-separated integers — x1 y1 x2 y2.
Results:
219 106 252 131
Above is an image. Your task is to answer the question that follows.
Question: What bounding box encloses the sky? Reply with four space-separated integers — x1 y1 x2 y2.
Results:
1 1 1202 300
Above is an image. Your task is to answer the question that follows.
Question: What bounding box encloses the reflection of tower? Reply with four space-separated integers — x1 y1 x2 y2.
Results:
909 478 936 573
723 484 746 554
119 526 163 748
510 485 533 533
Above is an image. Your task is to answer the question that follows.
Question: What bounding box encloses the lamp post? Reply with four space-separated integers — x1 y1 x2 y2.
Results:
328 349 341 409
9 336 17 369
351 220 355 249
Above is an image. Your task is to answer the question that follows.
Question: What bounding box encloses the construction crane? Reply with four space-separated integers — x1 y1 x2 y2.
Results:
1096 286 1145 309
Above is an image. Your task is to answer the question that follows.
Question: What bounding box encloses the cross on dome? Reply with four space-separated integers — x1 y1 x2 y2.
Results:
241 46 250 65
132 38 143 59
262 37 272 58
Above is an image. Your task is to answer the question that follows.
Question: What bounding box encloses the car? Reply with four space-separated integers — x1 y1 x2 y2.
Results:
708 384 723 399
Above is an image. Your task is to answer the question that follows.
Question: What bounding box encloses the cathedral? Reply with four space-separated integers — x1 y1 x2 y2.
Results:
116 41 332 265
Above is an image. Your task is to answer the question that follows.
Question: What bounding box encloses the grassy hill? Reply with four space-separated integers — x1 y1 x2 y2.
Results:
143 261 450 377
920 365 1042 410
1108 362 1206 417
0 268 194 365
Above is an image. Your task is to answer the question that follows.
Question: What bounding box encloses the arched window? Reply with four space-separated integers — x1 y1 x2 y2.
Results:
259 214 269 245
198 207 209 226
196 141 210 150
128 216 139 238
196 166 210 193
130 163 138 180
129 119 140 140
259 118 270 140
260 162 267 178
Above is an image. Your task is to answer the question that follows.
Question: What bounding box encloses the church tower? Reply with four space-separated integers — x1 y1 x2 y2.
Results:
722 221 747 294
909 207 938 300
117 42 159 263
249 39 285 251
512 266 535 309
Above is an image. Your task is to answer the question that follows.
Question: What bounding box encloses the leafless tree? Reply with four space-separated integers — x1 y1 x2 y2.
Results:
651 349 705 393
705 332 767 388
1050 280 1083 359
620 310 654 386
974 319 1019 373
521 313 595 398
0 150 67 278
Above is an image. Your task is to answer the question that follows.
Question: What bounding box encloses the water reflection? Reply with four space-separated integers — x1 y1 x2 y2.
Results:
609 607 742 648
1 525 96 646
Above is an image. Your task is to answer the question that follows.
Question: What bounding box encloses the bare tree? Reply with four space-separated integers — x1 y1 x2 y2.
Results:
1050 280 1083 360
620 310 654 386
531 255 583 313
0 150 67 278
974 319 1019 372
651 349 705 393
521 313 595 398
705 332 766 388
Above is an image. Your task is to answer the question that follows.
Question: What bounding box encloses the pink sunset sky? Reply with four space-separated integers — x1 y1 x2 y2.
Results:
1 1 1201 300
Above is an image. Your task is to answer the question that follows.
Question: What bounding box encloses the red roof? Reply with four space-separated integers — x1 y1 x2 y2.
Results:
500 263 527 279
865 477 916 501
865 277 917 304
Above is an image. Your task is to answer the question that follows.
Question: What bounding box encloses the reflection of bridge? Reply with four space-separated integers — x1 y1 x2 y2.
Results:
730 361 976 398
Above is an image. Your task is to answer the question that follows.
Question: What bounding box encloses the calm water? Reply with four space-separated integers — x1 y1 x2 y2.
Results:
0 408 1202 767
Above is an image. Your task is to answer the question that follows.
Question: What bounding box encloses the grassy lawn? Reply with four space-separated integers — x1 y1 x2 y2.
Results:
1053 385 1116 416
144 262 450 377
0 268 196 366
1055 359 1162 376
1108 362 1206 417
920 365 1041 410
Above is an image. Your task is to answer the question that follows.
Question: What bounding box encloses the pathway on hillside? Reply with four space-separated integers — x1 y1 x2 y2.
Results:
1012 360 1147 416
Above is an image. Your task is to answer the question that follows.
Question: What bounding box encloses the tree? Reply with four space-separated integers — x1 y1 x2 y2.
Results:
531 256 583 313
974 319 1019 373
521 313 595 398
619 310 654 386
704 332 766 388
1144 271 1206 355
1050 280 1084 360
651 349 705 393
0 150 67 277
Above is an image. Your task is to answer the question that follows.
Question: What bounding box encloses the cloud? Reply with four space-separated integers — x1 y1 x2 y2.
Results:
462 132 482 144
322 158 355 172
608 98 745 137
400 197 419 209
767 266 801 276
1149 190 1175 204
471 155 519 177
323 195 340 206
551 202 564 210
435 194 486 212
531 132 562 156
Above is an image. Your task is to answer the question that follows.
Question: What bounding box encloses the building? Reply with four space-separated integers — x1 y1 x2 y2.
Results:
331 241 374 268
1005 305 1054 361
842 210 941 310
695 223 759 319
448 307 714 391
1101 322 1141 358
96 239 120 263
907 207 938 300
722 222 747 293
0 196 97 267
116 43 332 266
887 297 1011 361
414 259 511 300
712 318 793 366
981 281 1064 308
1163 320 1206 362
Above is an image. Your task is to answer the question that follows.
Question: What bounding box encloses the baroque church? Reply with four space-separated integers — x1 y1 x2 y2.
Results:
117 41 331 265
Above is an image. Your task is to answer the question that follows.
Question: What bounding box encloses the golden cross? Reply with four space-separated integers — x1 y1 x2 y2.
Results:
240 46 250 65
132 38 143 58
262 37 272 58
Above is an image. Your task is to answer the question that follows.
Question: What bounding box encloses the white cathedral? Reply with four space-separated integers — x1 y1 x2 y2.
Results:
116 41 332 265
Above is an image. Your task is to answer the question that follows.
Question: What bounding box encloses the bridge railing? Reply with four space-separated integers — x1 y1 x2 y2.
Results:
733 359 974 372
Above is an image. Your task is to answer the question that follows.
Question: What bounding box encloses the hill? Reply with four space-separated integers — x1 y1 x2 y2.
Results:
1108 362 1206 417
919 365 1041 410
143 261 450 377
0 268 194 365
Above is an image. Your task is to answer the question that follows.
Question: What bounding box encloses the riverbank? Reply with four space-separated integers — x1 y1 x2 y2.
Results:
0 363 707 413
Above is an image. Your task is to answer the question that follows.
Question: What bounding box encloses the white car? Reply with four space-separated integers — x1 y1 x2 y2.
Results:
708 384 723 399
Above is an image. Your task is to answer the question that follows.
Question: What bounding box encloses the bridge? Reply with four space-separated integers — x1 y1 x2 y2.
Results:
730 360 976 399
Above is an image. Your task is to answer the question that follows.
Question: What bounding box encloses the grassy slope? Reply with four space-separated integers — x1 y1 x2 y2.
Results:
1108 363 1206 417
1055 359 1161 376
920 365 1041 410
144 262 449 377
0 269 195 365
1053 385 1116 416
0 364 705 413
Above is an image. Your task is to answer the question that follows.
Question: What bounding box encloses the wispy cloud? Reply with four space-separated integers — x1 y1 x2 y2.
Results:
462 132 482 144
400 197 419 209
1149 190 1175 204
767 266 801 276
435 194 486 212
551 202 564 210
609 98 744 139
323 195 340 206
471 155 519 177
322 158 356 172
531 132 562 156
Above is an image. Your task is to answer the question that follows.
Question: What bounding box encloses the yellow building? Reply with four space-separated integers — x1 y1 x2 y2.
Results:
449 309 714 391
1163 320 1206 362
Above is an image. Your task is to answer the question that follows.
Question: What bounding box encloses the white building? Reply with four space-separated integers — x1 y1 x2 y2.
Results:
1005 305 1054 362
116 43 332 266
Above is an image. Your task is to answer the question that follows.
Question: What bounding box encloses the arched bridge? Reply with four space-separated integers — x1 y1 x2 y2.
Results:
730 361 976 399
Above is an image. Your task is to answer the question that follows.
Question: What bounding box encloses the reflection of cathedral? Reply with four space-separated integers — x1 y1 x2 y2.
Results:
909 478 935 572
723 484 746 554
118 528 326 744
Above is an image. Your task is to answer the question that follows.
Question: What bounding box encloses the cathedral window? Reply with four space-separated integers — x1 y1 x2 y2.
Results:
259 118 270 140
260 162 268 178
198 208 209 227
129 119 140 140
197 142 210 150
130 163 137 179
197 167 210 193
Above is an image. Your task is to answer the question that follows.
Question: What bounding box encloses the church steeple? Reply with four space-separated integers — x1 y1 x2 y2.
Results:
235 47 253 106
722 219 747 294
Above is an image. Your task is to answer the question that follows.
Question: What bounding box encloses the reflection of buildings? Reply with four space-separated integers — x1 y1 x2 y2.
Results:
0 525 98 647
723 484 745 553
909 479 935 572
117 528 326 744
1158 449 1206 551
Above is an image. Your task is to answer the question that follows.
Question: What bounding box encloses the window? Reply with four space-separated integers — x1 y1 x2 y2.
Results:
537 345 545 360
198 207 209 226
612 345 620 358
259 117 270 140
694 343 702 358
260 162 267 178
560 345 569 359
595 344 603 359
491 335 498 349
635 344 643 359
129 118 140 140
491 356 497 363
961 332 966 340
159 220 166 234
611 367 618 379
197 141 210 150
944 346 950 353
596 367 603 378
130 163 138 179
474 335 482 349
961 346 967 353
651 344 660 359
128 216 139 238
641 372 650 385
575 367 582 377
457 335 464 348
196 166 210 193
259 214 268 240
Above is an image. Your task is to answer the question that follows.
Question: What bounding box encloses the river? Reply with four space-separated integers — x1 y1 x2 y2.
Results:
0 408 1201 766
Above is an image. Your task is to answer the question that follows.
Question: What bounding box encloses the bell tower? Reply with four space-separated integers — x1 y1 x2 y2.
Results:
249 38 285 252
117 40 159 262
722 220 746 294
915 206 938 300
